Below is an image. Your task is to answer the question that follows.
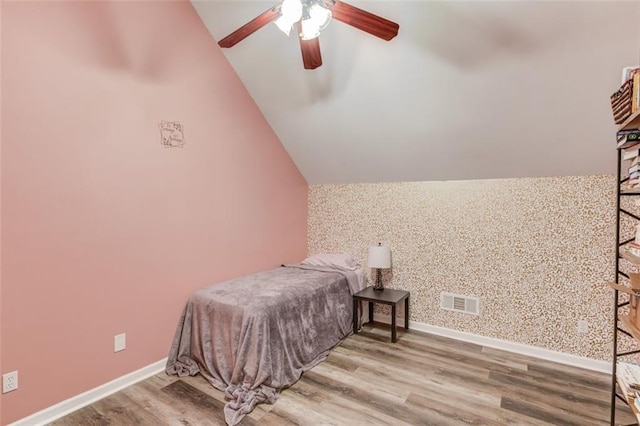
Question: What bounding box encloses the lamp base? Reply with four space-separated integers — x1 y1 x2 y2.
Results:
374 268 384 291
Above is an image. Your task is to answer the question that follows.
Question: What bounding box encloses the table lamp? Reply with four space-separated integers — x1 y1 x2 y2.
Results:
368 243 391 291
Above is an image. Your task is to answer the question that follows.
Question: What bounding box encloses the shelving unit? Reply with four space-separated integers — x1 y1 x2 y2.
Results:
610 109 640 426
619 110 640 131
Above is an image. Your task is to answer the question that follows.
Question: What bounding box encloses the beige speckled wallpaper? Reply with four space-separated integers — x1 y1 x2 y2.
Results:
308 175 619 361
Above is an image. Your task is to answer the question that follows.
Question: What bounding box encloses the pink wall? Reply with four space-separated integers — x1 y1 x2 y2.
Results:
0 1 308 423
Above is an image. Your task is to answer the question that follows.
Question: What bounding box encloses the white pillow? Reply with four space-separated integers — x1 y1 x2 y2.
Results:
301 253 360 271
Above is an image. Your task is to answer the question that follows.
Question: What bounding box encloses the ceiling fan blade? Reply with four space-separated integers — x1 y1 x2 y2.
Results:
330 0 399 41
297 24 323 69
218 7 279 48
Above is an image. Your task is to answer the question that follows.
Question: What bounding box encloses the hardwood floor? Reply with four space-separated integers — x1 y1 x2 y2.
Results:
50 324 635 425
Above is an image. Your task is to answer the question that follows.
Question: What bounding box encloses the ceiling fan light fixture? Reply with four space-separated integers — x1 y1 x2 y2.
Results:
274 16 294 35
275 0 303 35
309 4 332 30
217 0 400 70
300 17 321 40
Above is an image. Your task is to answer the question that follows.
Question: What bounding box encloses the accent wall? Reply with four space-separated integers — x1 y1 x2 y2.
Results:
1 1 308 423
308 176 615 361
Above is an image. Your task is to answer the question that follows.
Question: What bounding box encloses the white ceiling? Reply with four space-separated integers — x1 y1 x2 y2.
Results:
193 0 640 185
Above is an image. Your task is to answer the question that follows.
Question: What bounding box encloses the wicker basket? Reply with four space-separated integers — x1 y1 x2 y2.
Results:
612 79 633 124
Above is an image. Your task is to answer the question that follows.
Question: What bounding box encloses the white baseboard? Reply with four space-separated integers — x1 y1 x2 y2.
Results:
372 313 611 374
8 358 168 426
9 315 612 425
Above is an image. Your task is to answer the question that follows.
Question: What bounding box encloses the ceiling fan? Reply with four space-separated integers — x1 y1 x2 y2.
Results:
217 0 399 70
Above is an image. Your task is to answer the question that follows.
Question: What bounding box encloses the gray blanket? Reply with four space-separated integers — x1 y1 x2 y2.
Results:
165 264 363 425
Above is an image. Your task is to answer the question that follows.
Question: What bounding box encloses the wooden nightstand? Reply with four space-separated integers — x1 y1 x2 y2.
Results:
352 286 409 343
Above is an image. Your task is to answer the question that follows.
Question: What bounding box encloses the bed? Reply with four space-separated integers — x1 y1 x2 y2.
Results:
165 256 365 425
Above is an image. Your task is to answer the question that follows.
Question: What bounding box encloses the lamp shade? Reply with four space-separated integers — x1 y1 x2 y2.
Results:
367 244 391 269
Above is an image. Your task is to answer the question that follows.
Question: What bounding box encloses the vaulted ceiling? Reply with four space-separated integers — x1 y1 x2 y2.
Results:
193 0 639 184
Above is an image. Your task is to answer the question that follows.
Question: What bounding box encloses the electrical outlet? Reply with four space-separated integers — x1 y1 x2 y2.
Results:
3 371 18 393
114 333 126 352
577 320 589 334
